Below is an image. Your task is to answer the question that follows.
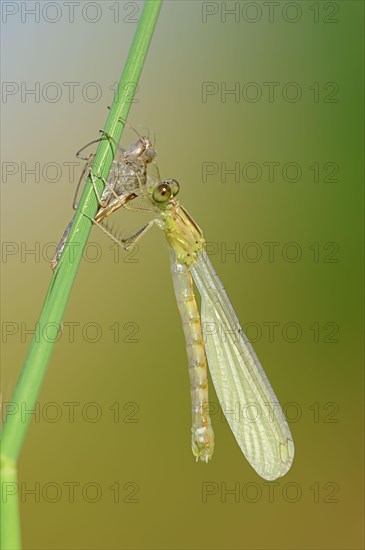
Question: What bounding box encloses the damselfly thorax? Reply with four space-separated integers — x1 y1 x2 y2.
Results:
156 201 205 265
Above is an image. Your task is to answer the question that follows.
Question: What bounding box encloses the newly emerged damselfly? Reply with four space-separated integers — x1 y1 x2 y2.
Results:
91 175 295 481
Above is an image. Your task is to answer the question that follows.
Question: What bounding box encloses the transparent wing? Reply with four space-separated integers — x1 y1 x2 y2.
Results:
190 252 294 480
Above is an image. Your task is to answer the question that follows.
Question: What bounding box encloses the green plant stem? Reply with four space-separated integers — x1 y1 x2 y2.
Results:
0 2 162 548
0 458 21 549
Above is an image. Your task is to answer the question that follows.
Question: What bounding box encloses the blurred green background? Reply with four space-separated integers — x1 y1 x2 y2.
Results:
1 1 363 548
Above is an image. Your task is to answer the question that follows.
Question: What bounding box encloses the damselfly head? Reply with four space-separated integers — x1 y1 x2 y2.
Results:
151 179 180 204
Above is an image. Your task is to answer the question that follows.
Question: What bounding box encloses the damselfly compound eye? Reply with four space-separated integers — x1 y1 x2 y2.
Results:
168 179 180 197
152 182 172 203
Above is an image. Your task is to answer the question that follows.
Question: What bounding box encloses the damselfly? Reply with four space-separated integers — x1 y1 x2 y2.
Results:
93 176 295 481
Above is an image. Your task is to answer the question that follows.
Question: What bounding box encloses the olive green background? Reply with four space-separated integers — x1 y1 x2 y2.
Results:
1 1 364 549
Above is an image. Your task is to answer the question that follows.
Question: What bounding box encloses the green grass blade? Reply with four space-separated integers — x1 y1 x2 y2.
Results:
0 457 21 549
0 2 163 548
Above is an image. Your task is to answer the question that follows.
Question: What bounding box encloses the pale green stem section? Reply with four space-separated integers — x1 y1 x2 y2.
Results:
0 2 162 548
0 458 21 549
